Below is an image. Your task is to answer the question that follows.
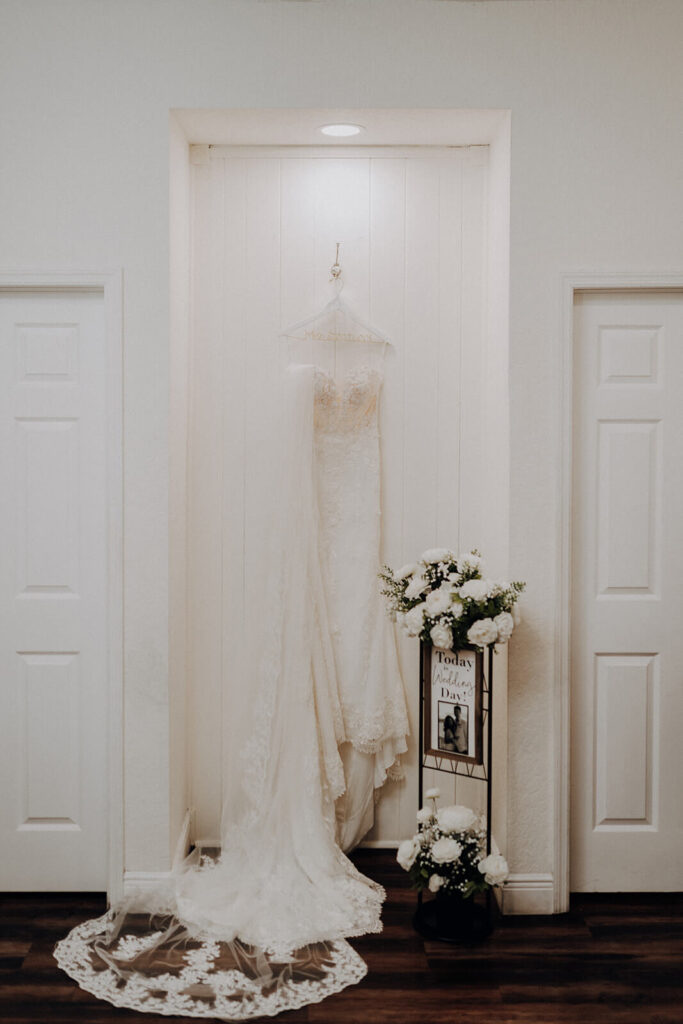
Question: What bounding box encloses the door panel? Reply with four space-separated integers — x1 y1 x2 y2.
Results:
0 289 108 890
571 290 683 891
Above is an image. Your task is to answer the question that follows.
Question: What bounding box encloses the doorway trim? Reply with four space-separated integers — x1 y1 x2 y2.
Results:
556 270 683 912
0 269 124 900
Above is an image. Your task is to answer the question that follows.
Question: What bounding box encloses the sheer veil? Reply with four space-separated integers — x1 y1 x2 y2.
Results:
54 362 387 1019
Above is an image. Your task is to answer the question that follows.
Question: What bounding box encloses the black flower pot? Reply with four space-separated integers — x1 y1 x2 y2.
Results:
413 891 493 945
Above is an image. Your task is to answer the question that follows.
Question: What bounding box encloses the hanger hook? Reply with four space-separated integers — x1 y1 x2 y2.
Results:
330 241 342 282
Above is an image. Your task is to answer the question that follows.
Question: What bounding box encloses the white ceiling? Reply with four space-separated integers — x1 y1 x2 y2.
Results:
173 107 509 147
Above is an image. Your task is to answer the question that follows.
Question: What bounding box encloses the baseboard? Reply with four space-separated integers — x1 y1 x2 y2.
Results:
501 873 555 915
123 822 553 916
122 811 193 898
359 845 554 915
122 870 173 897
358 839 400 849
123 863 554 918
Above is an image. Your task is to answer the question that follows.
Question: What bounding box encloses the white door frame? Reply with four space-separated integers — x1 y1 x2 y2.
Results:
556 270 683 912
0 270 123 900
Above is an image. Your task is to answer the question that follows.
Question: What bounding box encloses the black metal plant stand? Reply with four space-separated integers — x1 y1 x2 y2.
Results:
413 642 495 943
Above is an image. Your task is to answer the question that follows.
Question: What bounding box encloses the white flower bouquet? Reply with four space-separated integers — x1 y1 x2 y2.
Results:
396 791 509 897
379 547 525 650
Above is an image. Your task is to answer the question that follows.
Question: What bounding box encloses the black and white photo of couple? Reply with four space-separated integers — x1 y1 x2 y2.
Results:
438 701 468 755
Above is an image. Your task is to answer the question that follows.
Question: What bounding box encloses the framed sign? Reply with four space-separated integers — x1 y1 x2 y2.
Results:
423 646 484 766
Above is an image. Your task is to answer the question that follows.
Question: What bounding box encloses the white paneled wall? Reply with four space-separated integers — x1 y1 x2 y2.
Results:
188 146 488 844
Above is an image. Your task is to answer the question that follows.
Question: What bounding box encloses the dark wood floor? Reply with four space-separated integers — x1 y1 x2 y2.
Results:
1 850 682 1023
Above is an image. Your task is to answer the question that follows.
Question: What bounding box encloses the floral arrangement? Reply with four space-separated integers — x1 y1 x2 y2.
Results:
379 547 525 651
396 789 509 897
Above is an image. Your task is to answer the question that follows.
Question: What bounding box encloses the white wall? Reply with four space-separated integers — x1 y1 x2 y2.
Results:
2 0 683 892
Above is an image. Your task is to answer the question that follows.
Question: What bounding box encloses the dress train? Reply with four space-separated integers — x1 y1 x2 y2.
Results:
54 361 408 1019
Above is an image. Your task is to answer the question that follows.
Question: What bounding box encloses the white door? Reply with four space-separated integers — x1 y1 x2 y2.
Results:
571 290 683 891
0 289 109 890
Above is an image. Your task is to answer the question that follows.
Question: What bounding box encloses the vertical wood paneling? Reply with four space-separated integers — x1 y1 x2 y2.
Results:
370 159 406 573
189 148 488 844
436 155 463 550
188 159 228 838
242 159 283 644
280 159 318 330
401 158 447 820
217 159 248 835
313 159 371 320
367 158 406 841
458 150 487 552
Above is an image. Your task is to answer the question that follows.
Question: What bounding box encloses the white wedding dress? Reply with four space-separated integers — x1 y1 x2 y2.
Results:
54 338 409 1019
313 362 408 849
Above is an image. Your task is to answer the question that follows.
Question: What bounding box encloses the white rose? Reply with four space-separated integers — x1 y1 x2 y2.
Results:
428 874 444 893
396 837 420 871
493 611 514 643
429 622 453 650
425 585 452 616
405 575 428 600
467 618 498 647
421 547 453 564
477 853 509 886
458 552 482 573
403 603 426 636
416 806 433 825
431 837 463 864
451 597 464 619
437 804 478 833
459 579 489 603
397 563 418 579
425 787 440 799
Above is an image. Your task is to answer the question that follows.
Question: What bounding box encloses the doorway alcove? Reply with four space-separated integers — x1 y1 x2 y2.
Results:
169 108 511 862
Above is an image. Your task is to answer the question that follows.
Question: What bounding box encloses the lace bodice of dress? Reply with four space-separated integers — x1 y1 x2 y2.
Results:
311 363 409 763
313 365 382 434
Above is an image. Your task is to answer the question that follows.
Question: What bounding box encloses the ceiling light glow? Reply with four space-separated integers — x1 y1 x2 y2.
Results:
319 123 364 137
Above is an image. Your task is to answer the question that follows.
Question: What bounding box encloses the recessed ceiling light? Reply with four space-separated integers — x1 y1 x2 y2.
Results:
319 123 364 137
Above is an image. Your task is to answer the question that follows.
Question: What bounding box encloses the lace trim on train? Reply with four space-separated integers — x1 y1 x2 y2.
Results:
54 913 368 1020
342 694 410 756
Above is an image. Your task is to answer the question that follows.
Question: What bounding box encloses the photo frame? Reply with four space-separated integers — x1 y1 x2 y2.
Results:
422 645 484 766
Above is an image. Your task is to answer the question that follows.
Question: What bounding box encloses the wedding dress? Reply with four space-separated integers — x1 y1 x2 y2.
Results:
312 361 408 849
54 324 409 1019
